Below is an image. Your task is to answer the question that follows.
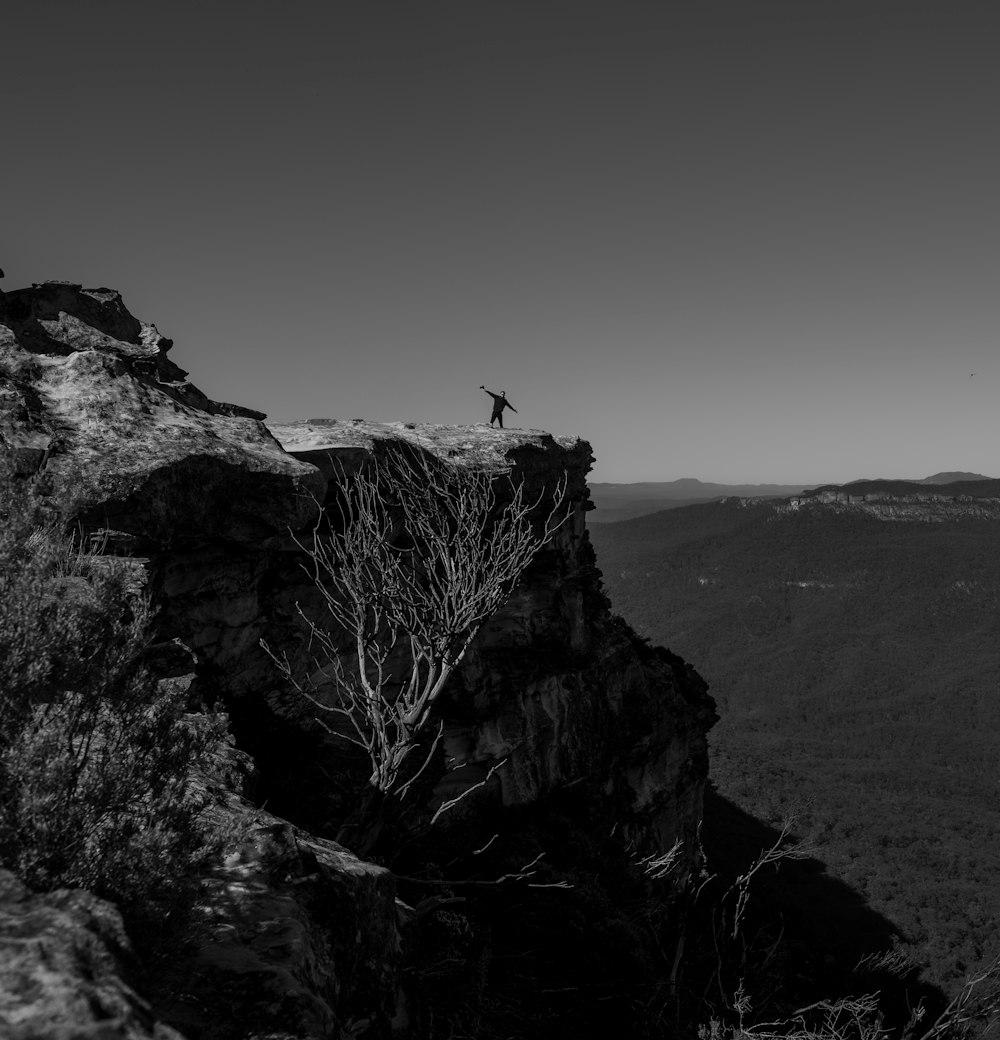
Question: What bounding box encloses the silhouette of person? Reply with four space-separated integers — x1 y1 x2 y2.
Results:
480 386 518 428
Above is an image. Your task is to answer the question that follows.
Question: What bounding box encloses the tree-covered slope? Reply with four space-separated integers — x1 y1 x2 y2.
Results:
591 497 1000 990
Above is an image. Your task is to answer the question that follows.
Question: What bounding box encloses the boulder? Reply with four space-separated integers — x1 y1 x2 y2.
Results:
155 796 398 1040
0 870 186 1040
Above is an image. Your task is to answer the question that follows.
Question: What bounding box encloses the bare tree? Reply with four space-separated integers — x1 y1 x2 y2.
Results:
264 445 569 846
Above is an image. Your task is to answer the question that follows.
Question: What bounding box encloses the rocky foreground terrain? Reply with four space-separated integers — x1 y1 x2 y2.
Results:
0 282 716 1038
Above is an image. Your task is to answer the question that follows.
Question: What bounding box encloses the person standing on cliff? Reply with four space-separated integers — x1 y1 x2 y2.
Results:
480 386 517 428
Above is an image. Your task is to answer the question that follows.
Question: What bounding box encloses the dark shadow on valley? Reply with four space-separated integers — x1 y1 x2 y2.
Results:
701 784 948 1028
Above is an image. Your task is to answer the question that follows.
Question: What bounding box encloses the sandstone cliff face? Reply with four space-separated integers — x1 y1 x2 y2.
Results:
785 480 1000 521
1 284 716 1036
256 418 715 869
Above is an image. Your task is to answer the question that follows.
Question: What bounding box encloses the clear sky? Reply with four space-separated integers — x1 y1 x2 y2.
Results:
4 1 998 483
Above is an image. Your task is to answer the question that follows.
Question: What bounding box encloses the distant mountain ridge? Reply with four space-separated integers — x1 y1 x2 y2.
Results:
838 471 995 491
920 470 992 484
596 477 817 498
795 475 1000 517
590 473 998 523
589 478 816 523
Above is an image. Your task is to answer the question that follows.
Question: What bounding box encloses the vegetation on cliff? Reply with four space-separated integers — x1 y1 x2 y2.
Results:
592 495 1000 1033
0 468 230 944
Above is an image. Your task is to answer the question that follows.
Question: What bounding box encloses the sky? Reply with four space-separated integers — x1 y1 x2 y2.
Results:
4 1 999 484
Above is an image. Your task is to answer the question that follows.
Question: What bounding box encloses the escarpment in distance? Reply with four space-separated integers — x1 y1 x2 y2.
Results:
1 283 716 1037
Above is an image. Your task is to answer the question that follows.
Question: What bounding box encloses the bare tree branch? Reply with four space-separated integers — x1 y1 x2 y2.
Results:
262 446 570 843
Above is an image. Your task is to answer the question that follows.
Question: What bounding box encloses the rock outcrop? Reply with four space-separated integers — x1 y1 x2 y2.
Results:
0 870 184 1040
163 794 398 1040
1 283 716 1036
786 479 1000 521
243 418 714 869
0 281 323 543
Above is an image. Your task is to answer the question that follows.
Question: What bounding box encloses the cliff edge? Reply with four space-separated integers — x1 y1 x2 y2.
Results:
1 283 716 1038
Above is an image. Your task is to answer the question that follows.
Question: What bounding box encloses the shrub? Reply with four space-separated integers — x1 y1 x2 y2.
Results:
0 470 228 932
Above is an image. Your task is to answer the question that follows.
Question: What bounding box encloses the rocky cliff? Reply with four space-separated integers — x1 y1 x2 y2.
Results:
1 283 716 1038
786 479 1000 521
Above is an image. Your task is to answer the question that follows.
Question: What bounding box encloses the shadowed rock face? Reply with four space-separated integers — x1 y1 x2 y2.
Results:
1 283 716 1035
0 870 186 1040
159 784 398 1040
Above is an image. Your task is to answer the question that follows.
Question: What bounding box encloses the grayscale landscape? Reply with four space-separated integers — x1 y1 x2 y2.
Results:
3 3 999 1039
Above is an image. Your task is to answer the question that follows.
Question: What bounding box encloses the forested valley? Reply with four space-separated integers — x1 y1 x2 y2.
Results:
591 497 1000 993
